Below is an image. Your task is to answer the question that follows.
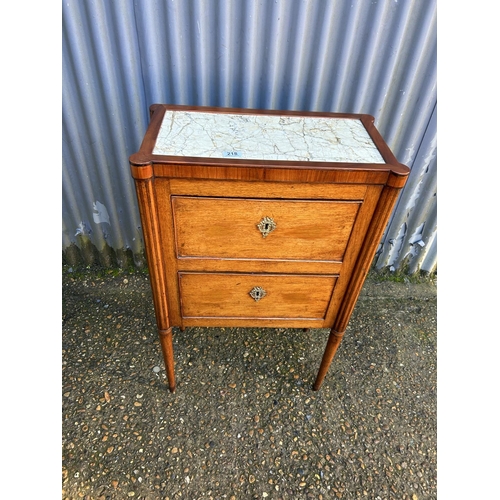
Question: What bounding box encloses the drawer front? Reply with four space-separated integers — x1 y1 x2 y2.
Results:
179 272 337 319
172 196 361 262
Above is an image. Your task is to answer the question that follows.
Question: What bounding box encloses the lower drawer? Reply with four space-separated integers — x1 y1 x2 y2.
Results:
178 272 337 320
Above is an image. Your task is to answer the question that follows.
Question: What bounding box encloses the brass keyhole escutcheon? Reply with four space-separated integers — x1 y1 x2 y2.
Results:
249 286 267 302
257 216 276 238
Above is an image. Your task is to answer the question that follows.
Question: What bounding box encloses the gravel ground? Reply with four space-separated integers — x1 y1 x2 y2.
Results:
62 268 437 500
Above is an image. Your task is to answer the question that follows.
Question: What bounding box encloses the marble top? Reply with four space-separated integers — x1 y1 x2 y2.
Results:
152 110 385 164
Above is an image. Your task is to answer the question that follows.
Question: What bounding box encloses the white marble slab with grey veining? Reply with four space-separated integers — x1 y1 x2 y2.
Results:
153 110 385 164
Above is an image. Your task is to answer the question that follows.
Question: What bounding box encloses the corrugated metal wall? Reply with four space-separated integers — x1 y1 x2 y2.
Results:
62 0 437 275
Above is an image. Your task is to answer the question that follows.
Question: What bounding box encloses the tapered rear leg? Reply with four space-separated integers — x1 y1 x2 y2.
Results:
158 328 176 393
313 329 345 391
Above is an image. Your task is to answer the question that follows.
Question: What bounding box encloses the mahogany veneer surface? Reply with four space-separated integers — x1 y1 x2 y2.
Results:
130 104 410 393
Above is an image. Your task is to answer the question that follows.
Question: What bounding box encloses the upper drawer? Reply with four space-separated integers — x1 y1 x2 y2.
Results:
172 196 361 262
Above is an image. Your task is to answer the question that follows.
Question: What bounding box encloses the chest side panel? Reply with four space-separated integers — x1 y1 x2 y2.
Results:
322 184 383 327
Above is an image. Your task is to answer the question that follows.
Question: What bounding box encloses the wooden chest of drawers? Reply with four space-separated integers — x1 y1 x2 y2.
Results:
130 104 410 393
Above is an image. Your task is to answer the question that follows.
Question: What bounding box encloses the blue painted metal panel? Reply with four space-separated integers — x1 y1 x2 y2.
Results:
62 0 437 274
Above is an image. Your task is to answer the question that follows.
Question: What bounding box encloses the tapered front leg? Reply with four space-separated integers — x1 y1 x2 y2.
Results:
311 182 408 391
158 328 176 393
313 329 345 391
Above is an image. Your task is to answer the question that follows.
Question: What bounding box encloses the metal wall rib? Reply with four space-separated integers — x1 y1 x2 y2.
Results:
62 0 437 274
